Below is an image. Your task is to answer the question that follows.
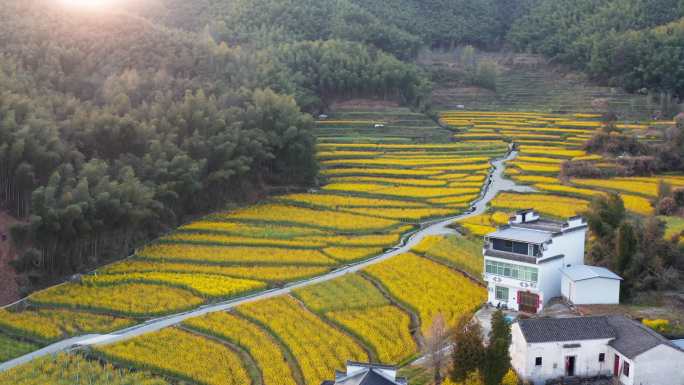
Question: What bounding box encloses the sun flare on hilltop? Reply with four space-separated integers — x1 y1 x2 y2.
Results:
59 0 114 9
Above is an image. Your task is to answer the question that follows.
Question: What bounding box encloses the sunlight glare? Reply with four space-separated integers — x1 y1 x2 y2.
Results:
59 0 114 9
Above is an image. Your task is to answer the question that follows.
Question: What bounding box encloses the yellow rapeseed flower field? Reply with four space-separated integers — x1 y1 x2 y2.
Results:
0 308 133 342
491 193 589 218
83 272 267 299
238 296 368 385
97 328 250 385
100 260 330 282
365 253 486 333
413 235 484 278
0 353 168 385
184 312 298 385
226 204 400 231
138 244 336 265
30 283 204 316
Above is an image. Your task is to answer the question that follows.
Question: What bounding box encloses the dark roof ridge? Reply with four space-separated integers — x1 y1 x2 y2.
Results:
605 315 684 356
346 360 397 370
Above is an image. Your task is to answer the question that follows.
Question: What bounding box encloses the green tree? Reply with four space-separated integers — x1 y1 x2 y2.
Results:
483 310 511 385
450 316 485 382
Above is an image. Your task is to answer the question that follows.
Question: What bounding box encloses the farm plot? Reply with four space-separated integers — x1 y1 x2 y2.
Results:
413 234 486 278
294 274 417 364
184 312 299 385
365 252 486 334
237 296 368 385
0 353 169 385
444 111 678 217
96 327 251 385
2 108 498 364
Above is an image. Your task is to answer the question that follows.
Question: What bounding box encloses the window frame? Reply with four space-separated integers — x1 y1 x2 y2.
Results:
598 353 605 362
623 362 630 377
535 357 542 366
495 286 509 301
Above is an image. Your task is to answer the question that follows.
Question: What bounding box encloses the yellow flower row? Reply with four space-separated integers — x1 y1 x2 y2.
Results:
226 204 400 231
413 235 485 277
322 157 489 168
83 272 267 299
323 246 384 261
238 296 368 385
179 221 324 237
329 176 450 187
509 161 561 173
518 146 587 158
328 306 417 363
138 244 336 265
365 253 486 333
101 260 330 282
30 283 204 316
0 353 168 385
97 328 250 385
294 275 390 313
294 275 415 363
322 167 442 177
164 232 326 248
0 308 133 342
184 312 298 385
343 207 457 221
533 183 601 199
490 193 589 218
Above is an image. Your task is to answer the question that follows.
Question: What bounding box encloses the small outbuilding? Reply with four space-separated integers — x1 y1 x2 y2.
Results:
560 265 622 305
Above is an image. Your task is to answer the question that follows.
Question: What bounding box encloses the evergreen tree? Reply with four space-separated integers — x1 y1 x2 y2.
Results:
450 316 485 382
483 310 511 385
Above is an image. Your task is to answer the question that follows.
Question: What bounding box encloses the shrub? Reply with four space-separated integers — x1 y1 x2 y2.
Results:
657 197 677 215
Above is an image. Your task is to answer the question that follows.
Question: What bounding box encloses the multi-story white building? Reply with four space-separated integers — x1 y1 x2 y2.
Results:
483 209 588 313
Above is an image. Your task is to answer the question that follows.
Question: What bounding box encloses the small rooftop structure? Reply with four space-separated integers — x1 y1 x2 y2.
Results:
321 361 408 385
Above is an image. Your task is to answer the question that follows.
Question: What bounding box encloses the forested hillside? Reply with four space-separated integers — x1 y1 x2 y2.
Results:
508 0 684 97
0 0 428 288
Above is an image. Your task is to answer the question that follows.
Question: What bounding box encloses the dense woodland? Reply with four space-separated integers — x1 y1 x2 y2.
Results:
2 0 684 288
0 0 429 283
508 0 684 97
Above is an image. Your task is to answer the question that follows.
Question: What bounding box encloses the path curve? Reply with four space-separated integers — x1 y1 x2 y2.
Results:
0 148 529 372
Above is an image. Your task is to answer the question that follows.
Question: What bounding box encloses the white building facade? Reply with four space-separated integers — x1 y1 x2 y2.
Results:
511 316 684 385
561 265 622 305
483 209 588 313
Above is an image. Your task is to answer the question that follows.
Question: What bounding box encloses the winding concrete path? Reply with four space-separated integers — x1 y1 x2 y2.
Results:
0 148 531 372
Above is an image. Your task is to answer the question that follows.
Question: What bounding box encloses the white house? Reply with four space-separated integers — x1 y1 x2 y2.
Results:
510 315 684 385
320 361 408 385
561 265 622 305
483 209 588 313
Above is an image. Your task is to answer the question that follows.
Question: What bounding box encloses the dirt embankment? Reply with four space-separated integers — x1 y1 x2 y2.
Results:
0 211 21 305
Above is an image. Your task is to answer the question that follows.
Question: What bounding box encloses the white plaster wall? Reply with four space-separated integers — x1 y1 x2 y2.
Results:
515 339 613 385
631 344 684 385
510 324 528 378
544 229 587 265
538 257 564 303
562 276 620 305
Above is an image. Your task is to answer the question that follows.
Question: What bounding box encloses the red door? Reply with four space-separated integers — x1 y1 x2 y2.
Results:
613 354 620 376
518 291 539 313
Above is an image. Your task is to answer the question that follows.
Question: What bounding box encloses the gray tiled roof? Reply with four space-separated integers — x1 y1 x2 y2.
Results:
605 315 683 359
518 315 684 359
518 316 616 343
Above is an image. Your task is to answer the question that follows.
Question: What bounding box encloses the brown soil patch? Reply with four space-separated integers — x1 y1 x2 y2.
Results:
0 211 21 305
577 296 684 335
330 98 400 111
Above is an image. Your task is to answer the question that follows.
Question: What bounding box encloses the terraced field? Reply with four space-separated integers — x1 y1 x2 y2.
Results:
444 111 682 226
0 107 500 383
3 106 678 384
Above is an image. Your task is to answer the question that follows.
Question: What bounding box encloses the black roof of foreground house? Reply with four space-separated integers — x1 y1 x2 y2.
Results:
518 315 684 358
518 316 617 343
321 362 408 385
